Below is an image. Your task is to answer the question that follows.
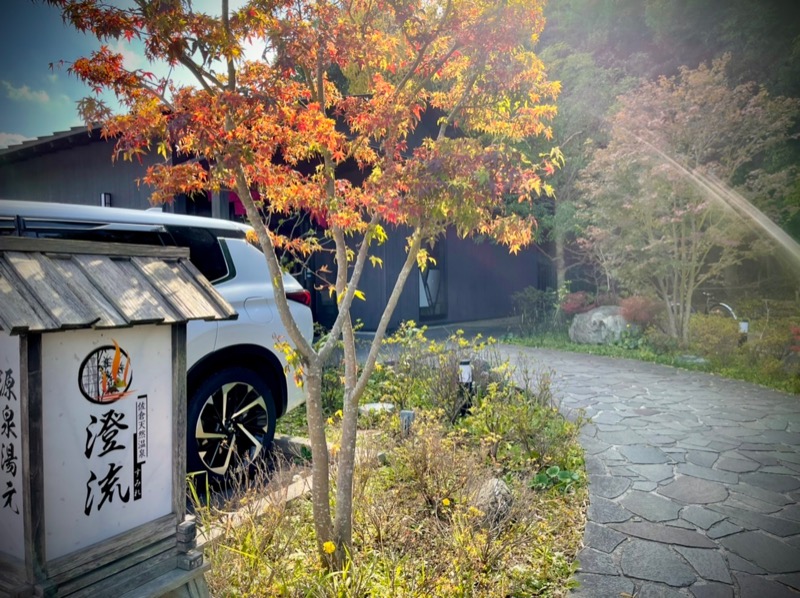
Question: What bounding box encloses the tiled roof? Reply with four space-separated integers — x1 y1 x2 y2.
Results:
0 237 237 334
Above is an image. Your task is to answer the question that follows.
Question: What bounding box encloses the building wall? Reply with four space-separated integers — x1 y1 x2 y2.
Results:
444 229 541 322
347 226 422 331
349 225 545 331
0 139 158 209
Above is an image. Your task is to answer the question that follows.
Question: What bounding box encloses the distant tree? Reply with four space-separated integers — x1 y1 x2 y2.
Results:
48 0 560 567
543 0 800 96
578 56 800 343
531 43 634 293
643 0 800 97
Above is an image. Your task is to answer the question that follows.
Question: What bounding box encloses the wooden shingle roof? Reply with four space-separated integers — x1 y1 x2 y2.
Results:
0 237 237 335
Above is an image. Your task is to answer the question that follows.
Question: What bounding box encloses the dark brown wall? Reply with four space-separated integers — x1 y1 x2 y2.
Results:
348 225 421 331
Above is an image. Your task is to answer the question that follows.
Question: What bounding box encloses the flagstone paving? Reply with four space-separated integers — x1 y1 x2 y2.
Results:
496 346 800 598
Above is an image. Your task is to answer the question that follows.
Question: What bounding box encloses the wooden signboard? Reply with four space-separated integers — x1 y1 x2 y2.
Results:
0 238 233 598
0 333 23 564
41 326 174 560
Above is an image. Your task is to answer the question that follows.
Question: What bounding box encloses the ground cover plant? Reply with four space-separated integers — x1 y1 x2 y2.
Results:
198 325 587 596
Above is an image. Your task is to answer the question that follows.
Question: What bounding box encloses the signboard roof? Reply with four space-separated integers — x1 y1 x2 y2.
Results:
0 237 237 334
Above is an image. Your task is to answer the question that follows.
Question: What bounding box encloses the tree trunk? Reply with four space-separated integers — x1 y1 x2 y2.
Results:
231 167 335 560
663 295 679 339
331 316 358 563
681 309 691 346
304 364 335 557
331 229 423 561
555 233 566 292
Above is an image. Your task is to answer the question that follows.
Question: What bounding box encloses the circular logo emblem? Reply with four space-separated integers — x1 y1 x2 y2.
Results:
78 342 133 404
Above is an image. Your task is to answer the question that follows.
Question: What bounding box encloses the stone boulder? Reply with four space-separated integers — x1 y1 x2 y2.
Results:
569 305 632 345
472 478 513 526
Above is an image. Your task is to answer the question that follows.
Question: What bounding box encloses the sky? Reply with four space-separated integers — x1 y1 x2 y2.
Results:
0 0 97 147
0 0 255 149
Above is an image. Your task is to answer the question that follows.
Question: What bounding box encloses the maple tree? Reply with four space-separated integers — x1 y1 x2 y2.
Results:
577 56 799 343
46 0 560 564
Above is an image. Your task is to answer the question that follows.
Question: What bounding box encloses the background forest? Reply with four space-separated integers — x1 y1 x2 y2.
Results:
532 0 800 301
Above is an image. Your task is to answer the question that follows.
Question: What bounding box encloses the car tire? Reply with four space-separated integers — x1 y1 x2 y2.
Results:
187 367 276 480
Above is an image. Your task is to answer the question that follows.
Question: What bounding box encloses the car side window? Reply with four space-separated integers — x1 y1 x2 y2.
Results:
165 225 230 283
28 227 171 246
6 217 171 246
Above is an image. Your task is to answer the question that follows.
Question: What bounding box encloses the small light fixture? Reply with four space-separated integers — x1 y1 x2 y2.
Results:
399 409 415 436
100 192 112 207
459 360 473 386
458 359 474 419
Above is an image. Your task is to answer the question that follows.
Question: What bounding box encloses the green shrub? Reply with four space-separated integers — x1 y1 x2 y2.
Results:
511 287 562 335
642 326 679 355
460 365 584 480
689 314 741 363
612 326 647 350
745 317 798 361
380 322 497 423
737 298 800 321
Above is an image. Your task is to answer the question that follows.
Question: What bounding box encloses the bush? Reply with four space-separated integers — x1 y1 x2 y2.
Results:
737 298 800 321
745 317 799 361
688 312 800 392
379 322 497 424
689 314 741 363
643 326 679 355
462 372 584 479
511 287 561 335
619 296 663 328
560 291 594 316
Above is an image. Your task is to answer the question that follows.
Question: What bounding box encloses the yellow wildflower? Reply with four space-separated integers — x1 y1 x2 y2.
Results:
442 498 451 507
335 409 343 419
322 541 336 555
326 417 334 425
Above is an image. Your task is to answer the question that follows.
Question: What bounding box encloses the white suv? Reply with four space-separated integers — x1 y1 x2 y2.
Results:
0 200 314 480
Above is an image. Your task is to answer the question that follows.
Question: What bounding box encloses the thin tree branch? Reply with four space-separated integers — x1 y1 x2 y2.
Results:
222 0 236 91
352 228 423 400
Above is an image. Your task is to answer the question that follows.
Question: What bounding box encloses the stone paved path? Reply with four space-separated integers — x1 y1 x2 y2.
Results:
496 346 800 598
